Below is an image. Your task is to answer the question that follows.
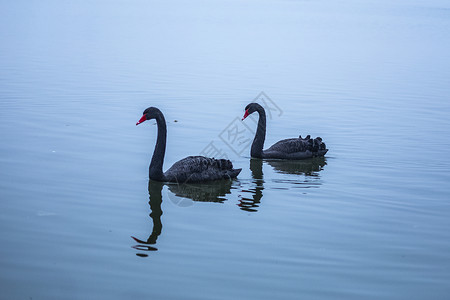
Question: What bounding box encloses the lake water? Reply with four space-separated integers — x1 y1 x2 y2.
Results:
1 0 450 299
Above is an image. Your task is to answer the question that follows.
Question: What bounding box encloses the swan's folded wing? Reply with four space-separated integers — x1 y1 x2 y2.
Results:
164 156 239 183
265 138 307 154
265 137 327 154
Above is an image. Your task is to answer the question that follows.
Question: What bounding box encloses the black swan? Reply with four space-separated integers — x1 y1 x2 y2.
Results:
136 107 241 182
242 103 328 159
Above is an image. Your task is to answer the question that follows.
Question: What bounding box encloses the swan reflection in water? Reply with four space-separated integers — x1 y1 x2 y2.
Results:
239 159 265 212
239 157 327 212
131 159 327 254
267 156 327 176
167 179 234 204
132 179 236 256
131 181 164 256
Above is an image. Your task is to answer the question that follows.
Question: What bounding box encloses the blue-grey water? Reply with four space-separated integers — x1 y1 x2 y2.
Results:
1 0 450 299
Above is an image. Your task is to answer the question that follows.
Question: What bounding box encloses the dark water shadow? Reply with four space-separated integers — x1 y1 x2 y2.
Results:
239 157 327 212
131 179 235 256
239 159 264 212
131 158 327 255
266 157 327 176
268 157 327 189
266 157 327 190
167 179 234 204
131 181 164 257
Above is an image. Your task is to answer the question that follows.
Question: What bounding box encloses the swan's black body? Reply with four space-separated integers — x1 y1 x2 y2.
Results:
242 103 328 159
137 107 241 183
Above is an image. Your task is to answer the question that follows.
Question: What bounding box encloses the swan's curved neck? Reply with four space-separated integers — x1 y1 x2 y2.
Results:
149 112 167 181
251 106 266 158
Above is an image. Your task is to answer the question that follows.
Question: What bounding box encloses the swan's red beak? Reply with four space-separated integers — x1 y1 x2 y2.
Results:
242 109 250 120
136 115 147 125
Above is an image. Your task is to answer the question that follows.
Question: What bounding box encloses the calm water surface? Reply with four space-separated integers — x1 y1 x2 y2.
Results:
1 0 450 299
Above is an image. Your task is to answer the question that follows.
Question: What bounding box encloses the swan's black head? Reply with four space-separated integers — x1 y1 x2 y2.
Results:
136 107 162 125
242 103 263 120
